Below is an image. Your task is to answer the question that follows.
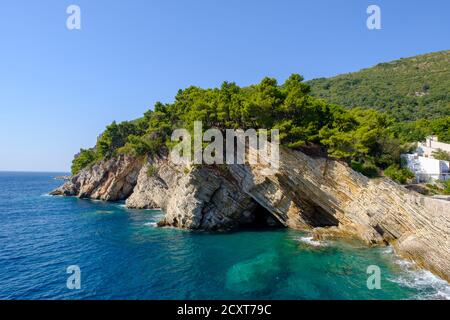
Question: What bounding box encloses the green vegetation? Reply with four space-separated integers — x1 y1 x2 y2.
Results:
444 180 450 195
384 164 415 184
71 74 409 178
350 160 380 178
71 118 164 174
96 120 149 158
308 50 450 122
146 165 156 177
71 148 99 175
432 149 450 161
425 181 450 196
306 49 450 185
390 117 450 144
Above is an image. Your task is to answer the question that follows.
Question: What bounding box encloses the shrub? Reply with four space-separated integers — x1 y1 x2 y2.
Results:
351 160 380 178
146 165 156 177
71 148 98 175
432 149 450 161
442 180 450 195
118 135 162 157
384 164 414 184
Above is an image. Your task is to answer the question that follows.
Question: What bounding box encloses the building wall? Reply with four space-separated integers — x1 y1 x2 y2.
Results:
402 154 450 182
419 136 450 156
419 136 450 152
441 161 450 174
431 140 450 153
402 136 450 182
417 145 434 157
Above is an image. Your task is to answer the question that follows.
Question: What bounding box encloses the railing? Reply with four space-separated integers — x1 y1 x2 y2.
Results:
411 173 450 183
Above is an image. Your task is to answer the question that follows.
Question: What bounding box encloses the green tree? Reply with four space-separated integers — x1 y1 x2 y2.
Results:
71 149 98 175
71 74 416 179
432 149 450 161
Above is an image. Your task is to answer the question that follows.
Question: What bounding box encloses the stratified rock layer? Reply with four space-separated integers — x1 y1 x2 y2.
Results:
51 148 450 282
51 155 143 201
125 158 260 229
228 148 450 282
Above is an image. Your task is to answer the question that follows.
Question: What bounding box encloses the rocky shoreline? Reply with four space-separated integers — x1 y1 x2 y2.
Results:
51 148 450 282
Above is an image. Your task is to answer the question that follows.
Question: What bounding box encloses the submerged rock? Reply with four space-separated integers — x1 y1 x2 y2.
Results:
225 252 281 294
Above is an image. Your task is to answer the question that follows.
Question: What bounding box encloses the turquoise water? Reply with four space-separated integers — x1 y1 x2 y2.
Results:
0 172 449 300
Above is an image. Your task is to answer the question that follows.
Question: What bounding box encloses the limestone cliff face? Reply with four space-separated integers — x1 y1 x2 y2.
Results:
125 158 268 229
228 148 450 282
51 148 450 282
51 154 143 201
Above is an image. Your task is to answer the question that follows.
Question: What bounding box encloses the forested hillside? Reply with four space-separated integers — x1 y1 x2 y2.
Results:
308 50 450 121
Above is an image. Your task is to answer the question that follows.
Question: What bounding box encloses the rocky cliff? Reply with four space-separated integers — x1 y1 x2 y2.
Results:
51 154 143 201
51 148 450 282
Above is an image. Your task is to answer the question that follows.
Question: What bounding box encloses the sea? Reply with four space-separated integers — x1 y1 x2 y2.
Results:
0 171 449 300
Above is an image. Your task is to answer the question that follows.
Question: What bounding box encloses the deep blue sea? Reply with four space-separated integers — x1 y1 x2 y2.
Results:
0 172 449 300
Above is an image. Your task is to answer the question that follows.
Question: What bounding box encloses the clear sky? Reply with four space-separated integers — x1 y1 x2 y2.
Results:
0 0 449 172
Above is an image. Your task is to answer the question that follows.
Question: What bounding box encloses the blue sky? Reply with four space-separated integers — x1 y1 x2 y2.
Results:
0 0 449 172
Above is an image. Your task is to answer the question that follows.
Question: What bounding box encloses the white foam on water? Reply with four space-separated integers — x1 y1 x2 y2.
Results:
390 269 450 300
88 199 103 203
380 246 394 255
387 250 450 300
96 210 114 215
144 222 158 227
296 236 327 247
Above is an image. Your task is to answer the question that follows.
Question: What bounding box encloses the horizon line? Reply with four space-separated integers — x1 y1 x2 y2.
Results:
0 170 71 174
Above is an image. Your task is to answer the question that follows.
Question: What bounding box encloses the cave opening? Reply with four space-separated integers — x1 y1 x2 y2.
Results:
300 204 339 228
238 202 285 230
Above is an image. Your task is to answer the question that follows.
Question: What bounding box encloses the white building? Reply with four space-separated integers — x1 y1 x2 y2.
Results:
402 136 450 183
